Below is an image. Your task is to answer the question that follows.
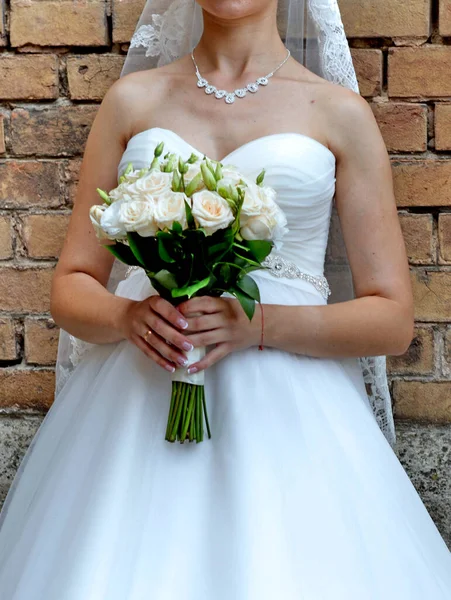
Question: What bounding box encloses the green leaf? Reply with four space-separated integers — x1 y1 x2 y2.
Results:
232 287 256 321
153 269 178 290
127 232 146 266
171 221 183 234
237 274 260 302
104 241 142 266
157 235 176 263
220 263 231 283
171 276 211 299
243 240 273 263
184 198 195 228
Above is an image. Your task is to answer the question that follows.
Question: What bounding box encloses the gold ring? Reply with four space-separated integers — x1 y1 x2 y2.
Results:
143 329 152 343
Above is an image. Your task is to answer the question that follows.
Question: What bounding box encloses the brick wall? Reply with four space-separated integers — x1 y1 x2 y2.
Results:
0 1 450 482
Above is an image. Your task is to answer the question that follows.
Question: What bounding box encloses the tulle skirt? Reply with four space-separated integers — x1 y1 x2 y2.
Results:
0 269 450 599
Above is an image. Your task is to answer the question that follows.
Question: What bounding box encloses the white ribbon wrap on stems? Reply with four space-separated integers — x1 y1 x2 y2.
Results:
171 346 206 385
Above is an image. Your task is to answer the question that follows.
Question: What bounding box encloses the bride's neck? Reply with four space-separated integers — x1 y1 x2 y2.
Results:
194 12 287 77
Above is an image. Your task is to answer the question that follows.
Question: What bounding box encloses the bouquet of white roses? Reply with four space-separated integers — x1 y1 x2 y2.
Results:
90 141 287 443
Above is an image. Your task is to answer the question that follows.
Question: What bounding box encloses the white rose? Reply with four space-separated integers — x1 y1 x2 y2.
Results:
257 185 278 208
221 165 244 186
240 213 274 241
89 205 112 241
191 190 234 235
154 191 188 230
109 181 138 204
240 182 264 224
100 199 157 238
100 201 127 238
133 170 172 199
240 197 288 245
120 199 157 237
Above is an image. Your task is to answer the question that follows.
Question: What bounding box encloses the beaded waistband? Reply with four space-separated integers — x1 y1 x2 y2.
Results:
124 254 331 300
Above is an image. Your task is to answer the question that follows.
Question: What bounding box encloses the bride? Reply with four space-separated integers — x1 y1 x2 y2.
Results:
1 0 451 597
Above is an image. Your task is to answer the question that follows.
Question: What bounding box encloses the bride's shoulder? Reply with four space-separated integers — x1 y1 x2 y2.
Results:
311 80 384 162
111 56 192 99
102 57 192 138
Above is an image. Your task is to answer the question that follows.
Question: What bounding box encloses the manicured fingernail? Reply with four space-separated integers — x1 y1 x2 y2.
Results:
165 364 175 372
177 318 188 329
178 356 189 366
187 366 198 374
183 341 194 351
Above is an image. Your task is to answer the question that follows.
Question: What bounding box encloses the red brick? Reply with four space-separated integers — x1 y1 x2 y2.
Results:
439 214 451 263
22 213 70 259
0 55 58 100
398 213 434 264
392 160 451 207
0 370 55 411
394 381 451 423
389 47 451 98
0 319 17 361
411 269 451 322
0 267 54 313
0 113 5 154
0 215 12 259
0 0 6 47
435 104 451 151
10 106 98 157
67 55 124 101
339 0 430 38
351 49 382 98
10 0 108 47
439 0 451 36
112 0 146 43
372 102 427 152
387 326 434 375
25 318 59 365
0 161 61 209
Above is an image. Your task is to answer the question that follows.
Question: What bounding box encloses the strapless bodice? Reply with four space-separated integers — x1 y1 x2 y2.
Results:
118 127 336 276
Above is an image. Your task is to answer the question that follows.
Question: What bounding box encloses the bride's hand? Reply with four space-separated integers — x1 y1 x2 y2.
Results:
119 296 194 372
177 296 261 373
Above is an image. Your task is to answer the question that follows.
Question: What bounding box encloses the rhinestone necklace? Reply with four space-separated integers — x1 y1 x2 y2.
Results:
191 48 291 105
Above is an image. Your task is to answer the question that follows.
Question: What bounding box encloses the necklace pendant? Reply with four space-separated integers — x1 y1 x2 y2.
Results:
192 48 290 107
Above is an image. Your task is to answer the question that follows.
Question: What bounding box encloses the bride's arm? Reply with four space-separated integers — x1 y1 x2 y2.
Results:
180 90 414 371
262 90 415 357
50 80 132 344
50 78 194 371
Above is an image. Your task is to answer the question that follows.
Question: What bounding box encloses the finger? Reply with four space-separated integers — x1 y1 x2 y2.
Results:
149 296 188 330
187 328 228 348
177 296 223 317
184 312 226 333
132 333 177 373
142 327 190 367
145 313 194 353
187 343 230 374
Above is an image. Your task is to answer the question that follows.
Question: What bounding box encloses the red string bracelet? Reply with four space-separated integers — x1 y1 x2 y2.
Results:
258 302 264 351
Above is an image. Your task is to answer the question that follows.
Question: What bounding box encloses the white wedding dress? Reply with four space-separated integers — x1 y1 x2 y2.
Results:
0 127 450 599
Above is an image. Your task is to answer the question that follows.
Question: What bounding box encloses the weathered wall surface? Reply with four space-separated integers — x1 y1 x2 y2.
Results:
0 0 450 545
